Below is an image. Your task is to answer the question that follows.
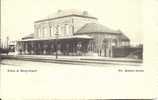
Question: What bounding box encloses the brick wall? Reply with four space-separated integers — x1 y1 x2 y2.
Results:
72 16 97 33
34 17 73 38
34 16 97 38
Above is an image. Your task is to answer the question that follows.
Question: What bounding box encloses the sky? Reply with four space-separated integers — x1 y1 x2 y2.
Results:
1 0 143 44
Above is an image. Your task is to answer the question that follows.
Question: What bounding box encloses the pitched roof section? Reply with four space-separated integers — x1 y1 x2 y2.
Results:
119 33 130 41
35 9 97 23
76 23 130 41
76 23 120 34
47 9 94 18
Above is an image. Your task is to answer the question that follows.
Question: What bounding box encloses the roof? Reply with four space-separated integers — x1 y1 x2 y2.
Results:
119 33 130 41
76 23 121 34
35 9 97 23
76 23 130 41
9 41 16 45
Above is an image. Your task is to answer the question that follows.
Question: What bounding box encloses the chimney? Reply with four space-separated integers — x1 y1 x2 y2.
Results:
83 11 88 16
57 9 62 13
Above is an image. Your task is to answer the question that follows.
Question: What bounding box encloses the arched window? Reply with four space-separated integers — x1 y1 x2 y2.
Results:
112 39 117 46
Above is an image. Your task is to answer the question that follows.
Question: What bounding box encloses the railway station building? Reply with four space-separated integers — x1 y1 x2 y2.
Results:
16 9 130 57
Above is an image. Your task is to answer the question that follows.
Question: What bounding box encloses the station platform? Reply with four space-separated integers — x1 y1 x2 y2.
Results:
1 54 143 66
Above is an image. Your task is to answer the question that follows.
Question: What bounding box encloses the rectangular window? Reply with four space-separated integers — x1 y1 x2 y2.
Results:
65 24 69 35
51 26 54 36
38 28 41 37
36 28 39 37
58 26 61 34
56 25 61 35
43 27 47 37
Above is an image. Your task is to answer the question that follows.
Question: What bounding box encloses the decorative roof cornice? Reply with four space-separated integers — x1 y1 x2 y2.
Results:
35 14 97 23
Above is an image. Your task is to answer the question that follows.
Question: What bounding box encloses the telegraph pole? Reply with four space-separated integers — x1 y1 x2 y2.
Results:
6 36 9 48
49 22 52 37
0 0 1 50
55 26 59 59
72 18 74 34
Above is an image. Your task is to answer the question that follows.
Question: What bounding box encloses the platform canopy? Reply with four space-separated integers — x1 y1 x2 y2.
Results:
18 35 92 42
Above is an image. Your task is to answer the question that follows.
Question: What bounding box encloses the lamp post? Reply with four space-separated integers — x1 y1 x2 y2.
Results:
55 28 59 59
48 23 52 37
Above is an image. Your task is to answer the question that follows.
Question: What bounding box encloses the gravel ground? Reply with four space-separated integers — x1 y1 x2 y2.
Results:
0 59 153 100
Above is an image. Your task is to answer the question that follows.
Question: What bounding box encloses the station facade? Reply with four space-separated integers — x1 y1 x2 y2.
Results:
16 9 130 57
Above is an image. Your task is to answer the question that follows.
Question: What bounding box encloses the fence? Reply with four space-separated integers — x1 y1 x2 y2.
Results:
112 46 143 59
